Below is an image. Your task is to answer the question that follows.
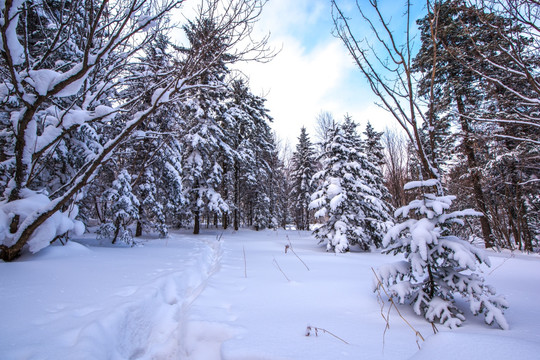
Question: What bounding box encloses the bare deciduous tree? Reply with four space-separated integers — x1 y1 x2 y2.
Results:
0 0 272 261
331 0 441 185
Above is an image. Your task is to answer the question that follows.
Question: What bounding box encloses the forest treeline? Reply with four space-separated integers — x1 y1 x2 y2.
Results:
0 0 537 265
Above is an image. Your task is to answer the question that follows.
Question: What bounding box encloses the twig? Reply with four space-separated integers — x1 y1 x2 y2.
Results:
488 252 515 275
243 245 247 278
285 236 310 271
371 268 429 350
305 325 349 345
273 257 290 282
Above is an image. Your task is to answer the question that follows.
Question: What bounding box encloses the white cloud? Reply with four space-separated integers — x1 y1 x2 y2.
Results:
235 0 397 146
238 37 355 142
173 0 400 146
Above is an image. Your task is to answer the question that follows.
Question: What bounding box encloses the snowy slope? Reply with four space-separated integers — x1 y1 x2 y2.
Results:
1 229 539 359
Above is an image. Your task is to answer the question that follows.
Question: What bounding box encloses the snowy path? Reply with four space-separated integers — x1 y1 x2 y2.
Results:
0 233 222 360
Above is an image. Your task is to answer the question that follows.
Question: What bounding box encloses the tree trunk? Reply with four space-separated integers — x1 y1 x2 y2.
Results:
233 162 240 231
223 212 228 230
135 205 143 237
193 210 200 235
456 95 494 248
112 219 121 244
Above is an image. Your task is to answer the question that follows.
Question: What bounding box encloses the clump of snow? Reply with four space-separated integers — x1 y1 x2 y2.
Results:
0 0 25 65
403 179 439 190
25 64 87 97
151 87 171 105
0 189 84 253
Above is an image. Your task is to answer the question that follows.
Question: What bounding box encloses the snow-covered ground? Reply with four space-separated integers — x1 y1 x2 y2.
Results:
1 229 539 359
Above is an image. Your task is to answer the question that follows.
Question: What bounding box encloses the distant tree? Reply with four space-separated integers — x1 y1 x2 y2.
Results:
222 79 275 230
267 135 290 229
313 111 338 155
381 128 412 209
362 122 385 167
102 170 140 245
310 116 393 252
290 127 317 230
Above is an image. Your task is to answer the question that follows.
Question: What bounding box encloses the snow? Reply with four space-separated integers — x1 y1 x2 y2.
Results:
0 189 83 253
0 0 25 65
403 179 439 190
1 229 540 359
25 64 87 97
151 87 171 105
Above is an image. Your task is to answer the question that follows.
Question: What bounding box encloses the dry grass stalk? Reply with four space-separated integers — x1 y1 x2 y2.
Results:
305 325 349 345
273 257 291 282
243 245 247 278
488 252 515 275
371 267 429 350
285 236 310 271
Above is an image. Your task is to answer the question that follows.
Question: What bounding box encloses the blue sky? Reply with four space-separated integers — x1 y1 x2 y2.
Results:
237 0 408 147
175 0 426 147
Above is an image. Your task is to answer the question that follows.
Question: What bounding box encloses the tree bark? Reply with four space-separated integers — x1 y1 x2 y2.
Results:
112 219 121 244
135 205 143 237
193 210 200 235
223 212 228 230
456 95 494 248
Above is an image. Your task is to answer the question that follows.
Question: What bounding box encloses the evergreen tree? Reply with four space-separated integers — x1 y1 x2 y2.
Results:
310 117 393 252
223 80 275 230
100 170 140 245
267 135 290 229
83 33 186 238
135 169 167 238
290 127 317 231
362 122 385 167
179 17 233 234
376 180 508 329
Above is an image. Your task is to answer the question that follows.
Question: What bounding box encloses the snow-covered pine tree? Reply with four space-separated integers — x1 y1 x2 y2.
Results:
363 122 385 167
179 17 232 234
100 170 140 245
135 170 167 238
223 79 276 230
267 134 289 229
360 121 394 247
376 179 508 329
121 33 185 237
290 127 317 231
310 117 393 252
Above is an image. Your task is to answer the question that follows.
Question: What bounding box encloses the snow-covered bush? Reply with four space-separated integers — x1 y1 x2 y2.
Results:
374 179 509 329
